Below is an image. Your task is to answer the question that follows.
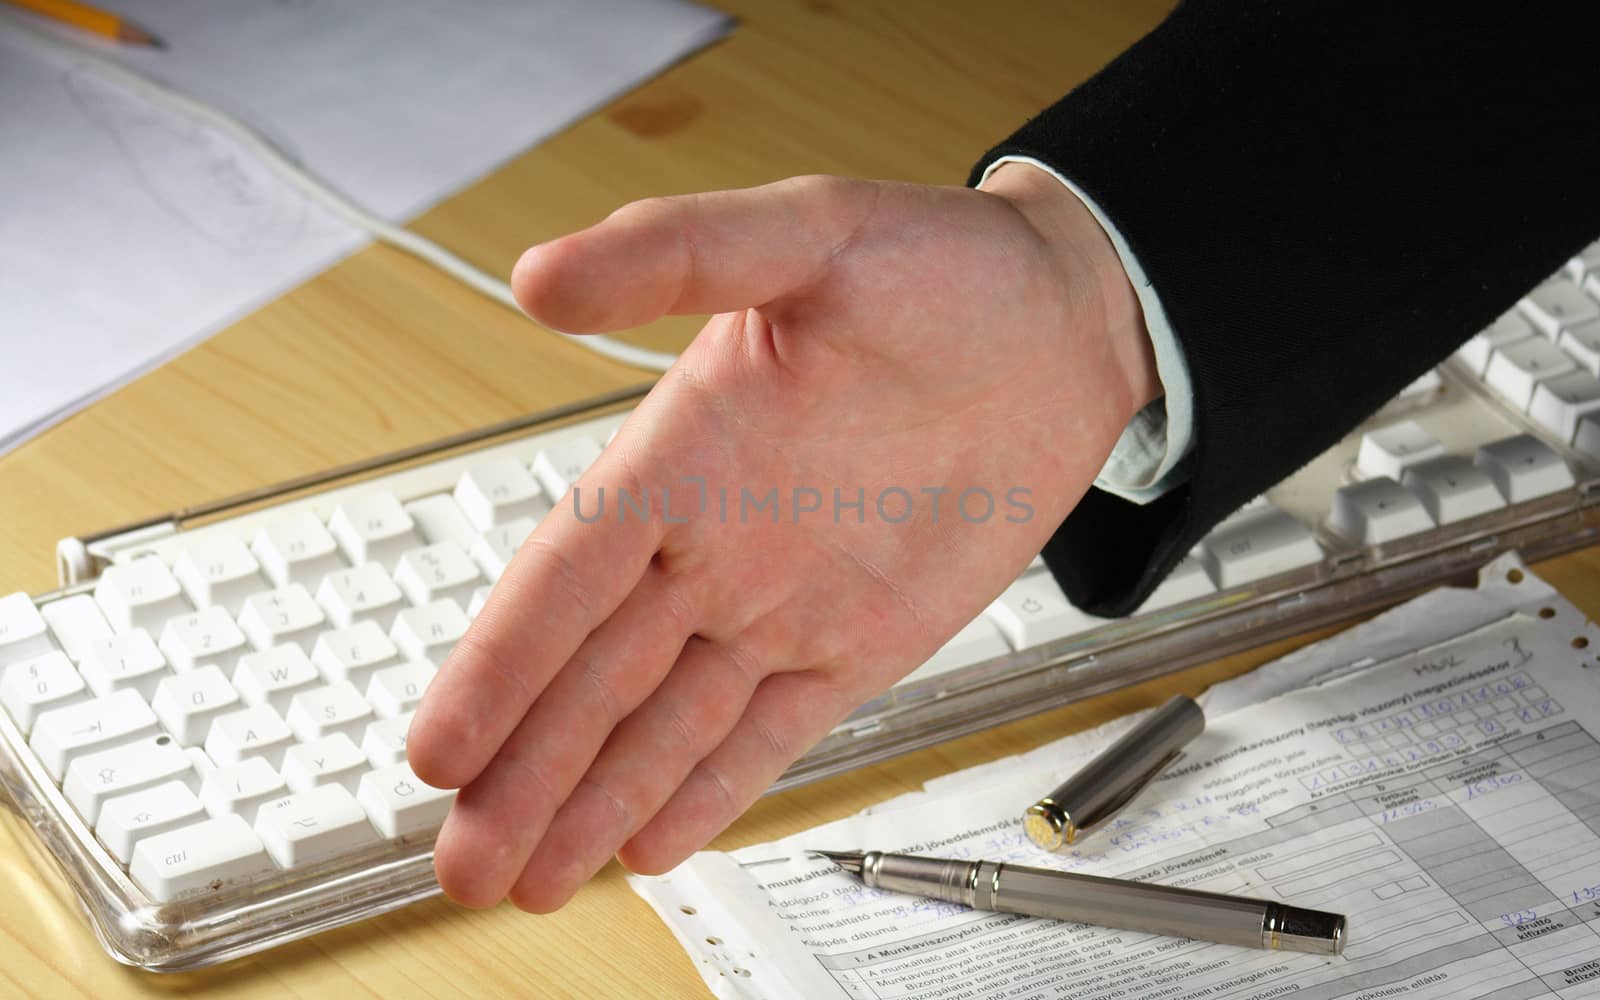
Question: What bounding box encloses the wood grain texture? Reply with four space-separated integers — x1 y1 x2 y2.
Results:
7 1 1600 996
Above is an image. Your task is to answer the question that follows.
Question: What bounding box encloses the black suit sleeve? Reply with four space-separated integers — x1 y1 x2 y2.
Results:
970 1 1600 617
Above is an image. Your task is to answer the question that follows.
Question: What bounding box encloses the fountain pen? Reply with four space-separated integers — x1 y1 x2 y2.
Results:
813 849 1345 955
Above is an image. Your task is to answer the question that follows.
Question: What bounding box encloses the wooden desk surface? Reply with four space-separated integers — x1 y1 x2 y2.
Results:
4 1 1600 996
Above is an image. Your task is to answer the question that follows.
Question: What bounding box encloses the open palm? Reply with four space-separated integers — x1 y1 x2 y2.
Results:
407 168 1156 910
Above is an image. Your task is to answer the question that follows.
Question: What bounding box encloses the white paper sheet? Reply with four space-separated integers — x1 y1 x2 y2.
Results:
0 0 729 454
633 556 1600 998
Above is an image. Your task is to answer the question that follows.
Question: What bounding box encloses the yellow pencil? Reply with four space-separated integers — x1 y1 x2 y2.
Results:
2 0 163 47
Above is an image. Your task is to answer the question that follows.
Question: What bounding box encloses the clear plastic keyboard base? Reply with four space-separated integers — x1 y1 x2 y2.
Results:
4 250 1600 969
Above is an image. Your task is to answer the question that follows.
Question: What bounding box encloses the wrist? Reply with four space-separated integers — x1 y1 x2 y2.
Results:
979 162 1159 421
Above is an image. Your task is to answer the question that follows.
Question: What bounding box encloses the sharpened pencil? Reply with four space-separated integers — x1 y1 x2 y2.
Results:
3 0 164 48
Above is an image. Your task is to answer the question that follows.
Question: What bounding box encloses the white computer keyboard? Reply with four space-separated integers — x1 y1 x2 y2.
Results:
3 242 1600 969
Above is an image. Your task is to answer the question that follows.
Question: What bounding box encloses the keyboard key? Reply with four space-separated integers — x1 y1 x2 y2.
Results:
903 617 1012 685
1483 337 1576 410
172 536 265 616
1565 241 1600 283
232 645 321 714
1328 477 1436 545
1528 369 1600 443
361 714 414 767
1387 369 1443 408
470 516 537 581
1556 319 1600 376
254 784 378 868
1578 412 1600 463
1519 278 1600 338
159 606 249 673
454 458 550 530
1474 435 1575 503
983 576 1097 649
205 704 295 770
39 595 112 662
466 586 492 618
394 542 483 609
1140 551 1216 612
252 512 345 588
531 435 603 500
310 621 399 688
358 761 454 839
238 585 326 652
152 665 241 746
328 492 421 570
185 745 216 781
79 629 168 700
30 689 160 781
1 651 87 733
200 757 287 823
403 494 479 549
0 593 53 666
1454 311 1535 376
96 780 207 866
367 659 436 718
1200 507 1323 588
390 599 469 662
93 557 190 634
1356 420 1446 482
129 813 274 902
1401 456 1507 525
281 733 369 794
63 733 194 825
315 564 405 631
285 682 373 743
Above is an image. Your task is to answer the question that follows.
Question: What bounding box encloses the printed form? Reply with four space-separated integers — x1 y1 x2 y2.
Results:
636 602 1600 999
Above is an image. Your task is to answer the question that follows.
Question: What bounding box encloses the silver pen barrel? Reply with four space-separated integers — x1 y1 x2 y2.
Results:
858 851 1343 955
1026 695 1206 850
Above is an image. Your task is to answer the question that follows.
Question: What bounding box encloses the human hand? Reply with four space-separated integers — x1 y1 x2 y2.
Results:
406 165 1157 910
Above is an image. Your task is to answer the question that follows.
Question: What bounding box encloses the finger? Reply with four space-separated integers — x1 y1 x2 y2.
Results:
407 460 663 790
510 175 881 333
430 568 695 907
620 670 853 878
502 636 767 912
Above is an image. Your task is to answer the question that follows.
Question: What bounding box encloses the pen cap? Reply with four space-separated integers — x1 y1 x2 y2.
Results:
1024 695 1205 851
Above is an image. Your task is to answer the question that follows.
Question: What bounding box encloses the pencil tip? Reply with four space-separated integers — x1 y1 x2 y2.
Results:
809 849 865 876
119 22 164 48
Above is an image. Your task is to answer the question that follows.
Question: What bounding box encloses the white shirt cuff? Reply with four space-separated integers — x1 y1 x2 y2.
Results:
978 155 1194 505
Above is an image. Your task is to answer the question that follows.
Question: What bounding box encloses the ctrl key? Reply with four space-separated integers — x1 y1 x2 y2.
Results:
129 814 275 902
358 762 453 839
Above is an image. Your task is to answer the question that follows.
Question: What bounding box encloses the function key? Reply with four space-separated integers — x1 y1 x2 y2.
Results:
252 512 346 588
328 493 422 570
93 557 191 634
173 536 266 616
454 458 550 530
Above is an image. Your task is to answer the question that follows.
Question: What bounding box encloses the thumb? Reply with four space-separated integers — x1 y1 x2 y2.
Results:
510 175 878 333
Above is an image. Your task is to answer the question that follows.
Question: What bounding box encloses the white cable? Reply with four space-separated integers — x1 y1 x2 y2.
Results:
3 11 680 374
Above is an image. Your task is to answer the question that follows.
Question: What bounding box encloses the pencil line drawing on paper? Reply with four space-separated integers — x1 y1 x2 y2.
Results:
63 64 314 254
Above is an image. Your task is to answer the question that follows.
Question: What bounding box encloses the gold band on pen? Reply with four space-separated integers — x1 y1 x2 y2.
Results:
1023 799 1073 850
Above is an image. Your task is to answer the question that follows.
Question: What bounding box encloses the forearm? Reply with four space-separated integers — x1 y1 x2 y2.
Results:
980 0 1600 613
